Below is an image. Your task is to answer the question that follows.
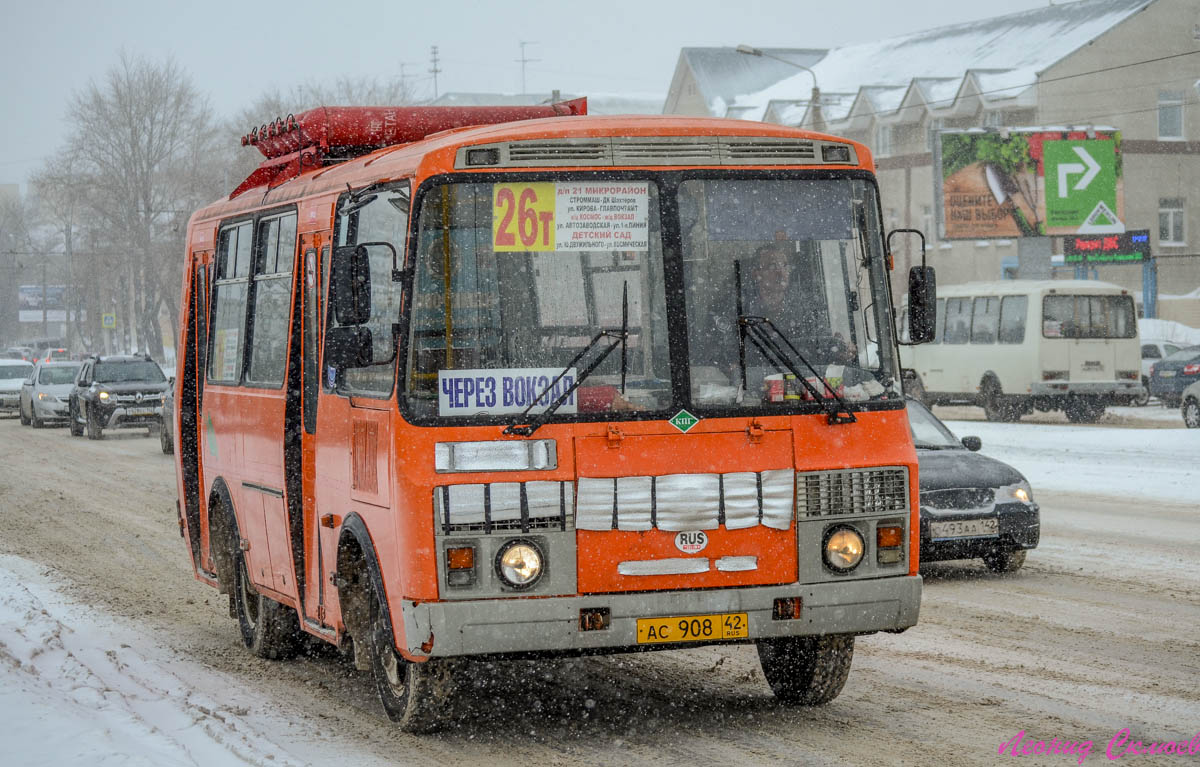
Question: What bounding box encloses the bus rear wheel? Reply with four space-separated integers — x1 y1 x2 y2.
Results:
1064 396 1105 423
368 587 453 732
757 634 854 706
232 549 301 660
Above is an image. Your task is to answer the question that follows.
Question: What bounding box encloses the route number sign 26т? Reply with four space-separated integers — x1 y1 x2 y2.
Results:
492 181 650 252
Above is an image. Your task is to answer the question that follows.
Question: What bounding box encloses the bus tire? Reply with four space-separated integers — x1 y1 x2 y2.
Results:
368 585 453 732
1064 396 1104 423
86 406 104 439
757 634 854 706
232 548 301 660
981 380 1019 422
983 548 1026 574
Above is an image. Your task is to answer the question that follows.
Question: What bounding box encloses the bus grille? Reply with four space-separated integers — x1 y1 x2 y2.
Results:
456 136 852 168
435 480 573 535
795 467 909 518
574 470 794 532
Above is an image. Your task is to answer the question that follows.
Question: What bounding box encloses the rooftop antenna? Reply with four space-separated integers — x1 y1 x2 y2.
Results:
516 41 540 95
429 46 442 99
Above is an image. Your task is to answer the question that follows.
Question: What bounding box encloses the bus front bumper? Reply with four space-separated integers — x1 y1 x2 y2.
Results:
399 575 922 658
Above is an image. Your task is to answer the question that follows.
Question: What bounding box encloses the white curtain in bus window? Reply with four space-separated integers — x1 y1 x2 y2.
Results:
247 213 296 386
943 298 971 344
209 222 253 382
998 296 1027 344
971 296 1000 344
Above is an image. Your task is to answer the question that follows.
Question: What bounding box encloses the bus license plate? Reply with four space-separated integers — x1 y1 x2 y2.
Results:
636 612 749 644
128 407 155 416
930 518 999 539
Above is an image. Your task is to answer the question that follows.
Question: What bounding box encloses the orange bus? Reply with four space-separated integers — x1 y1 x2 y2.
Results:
173 99 935 730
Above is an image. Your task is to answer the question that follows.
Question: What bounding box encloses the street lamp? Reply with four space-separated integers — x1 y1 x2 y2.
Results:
735 45 824 131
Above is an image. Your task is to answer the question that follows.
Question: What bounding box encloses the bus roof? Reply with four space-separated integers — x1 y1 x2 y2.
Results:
191 113 873 225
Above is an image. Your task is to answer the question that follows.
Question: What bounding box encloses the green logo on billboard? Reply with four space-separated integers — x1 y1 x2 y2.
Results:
668 409 699 433
1043 139 1120 233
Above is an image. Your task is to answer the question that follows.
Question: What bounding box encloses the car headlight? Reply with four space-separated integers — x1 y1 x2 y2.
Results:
823 526 865 573
37 392 50 401
495 539 544 589
98 391 110 400
1002 481 1033 504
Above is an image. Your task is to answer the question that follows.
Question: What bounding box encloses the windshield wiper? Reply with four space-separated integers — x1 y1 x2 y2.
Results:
733 260 855 425
739 315 857 425
504 282 629 437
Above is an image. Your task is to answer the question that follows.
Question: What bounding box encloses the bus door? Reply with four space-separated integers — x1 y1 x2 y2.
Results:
180 248 213 573
238 211 300 596
314 184 411 623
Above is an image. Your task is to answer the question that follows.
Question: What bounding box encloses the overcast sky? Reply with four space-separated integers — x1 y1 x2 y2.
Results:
3 0 1054 192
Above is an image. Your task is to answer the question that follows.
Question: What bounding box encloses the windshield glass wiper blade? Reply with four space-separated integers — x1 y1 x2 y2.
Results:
504 282 629 437
738 315 857 425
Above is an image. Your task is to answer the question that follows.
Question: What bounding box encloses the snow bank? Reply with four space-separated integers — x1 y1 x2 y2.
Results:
0 556 394 767
1139 317 1200 346
943 420 1198 505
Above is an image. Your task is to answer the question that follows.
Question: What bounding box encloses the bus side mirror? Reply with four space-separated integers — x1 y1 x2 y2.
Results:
331 245 372 326
907 266 937 344
325 326 374 369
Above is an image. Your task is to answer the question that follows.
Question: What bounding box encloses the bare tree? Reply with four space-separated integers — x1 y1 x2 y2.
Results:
67 51 216 359
0 194 33 346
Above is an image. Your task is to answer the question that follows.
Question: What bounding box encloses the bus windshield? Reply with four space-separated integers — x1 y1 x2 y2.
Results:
680 177 898 409
404 175 899 423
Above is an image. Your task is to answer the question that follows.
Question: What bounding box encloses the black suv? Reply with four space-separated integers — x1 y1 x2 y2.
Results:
68 355 169 439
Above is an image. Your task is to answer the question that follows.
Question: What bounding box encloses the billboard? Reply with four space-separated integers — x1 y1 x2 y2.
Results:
937 129 1124 240
18 285 84 323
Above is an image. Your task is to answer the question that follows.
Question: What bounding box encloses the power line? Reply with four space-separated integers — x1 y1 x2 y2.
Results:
515 41 541 95
429 46 442 99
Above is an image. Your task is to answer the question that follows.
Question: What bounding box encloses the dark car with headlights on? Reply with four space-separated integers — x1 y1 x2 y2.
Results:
907 398 1039 573
1147 345 1200 409
68 355 169 439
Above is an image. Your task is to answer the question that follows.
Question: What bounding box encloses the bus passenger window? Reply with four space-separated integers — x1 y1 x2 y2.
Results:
970 296 999 344
209 222 253 382
246 213 296 387
943 297 970 344
998 295 1027 344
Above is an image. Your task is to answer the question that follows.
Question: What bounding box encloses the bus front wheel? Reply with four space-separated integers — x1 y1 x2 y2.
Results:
369 587 453 732
232 549 301 660
757 634 854 706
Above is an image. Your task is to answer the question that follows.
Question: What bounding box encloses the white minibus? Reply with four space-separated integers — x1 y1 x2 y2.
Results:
901 280 1144 422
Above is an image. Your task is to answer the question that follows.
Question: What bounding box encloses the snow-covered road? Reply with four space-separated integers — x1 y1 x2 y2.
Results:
0 412 1196 766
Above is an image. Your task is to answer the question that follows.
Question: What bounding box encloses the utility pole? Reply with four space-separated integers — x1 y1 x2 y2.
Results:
429 46 442 99
515 41 540 95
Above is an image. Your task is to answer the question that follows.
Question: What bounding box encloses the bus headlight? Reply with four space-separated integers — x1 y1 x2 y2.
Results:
823 526 865 573
496 540 544 589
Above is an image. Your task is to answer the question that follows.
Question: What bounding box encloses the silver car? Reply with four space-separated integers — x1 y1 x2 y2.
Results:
1183 379 1200 429
20 361 83 427
0 360 34 416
